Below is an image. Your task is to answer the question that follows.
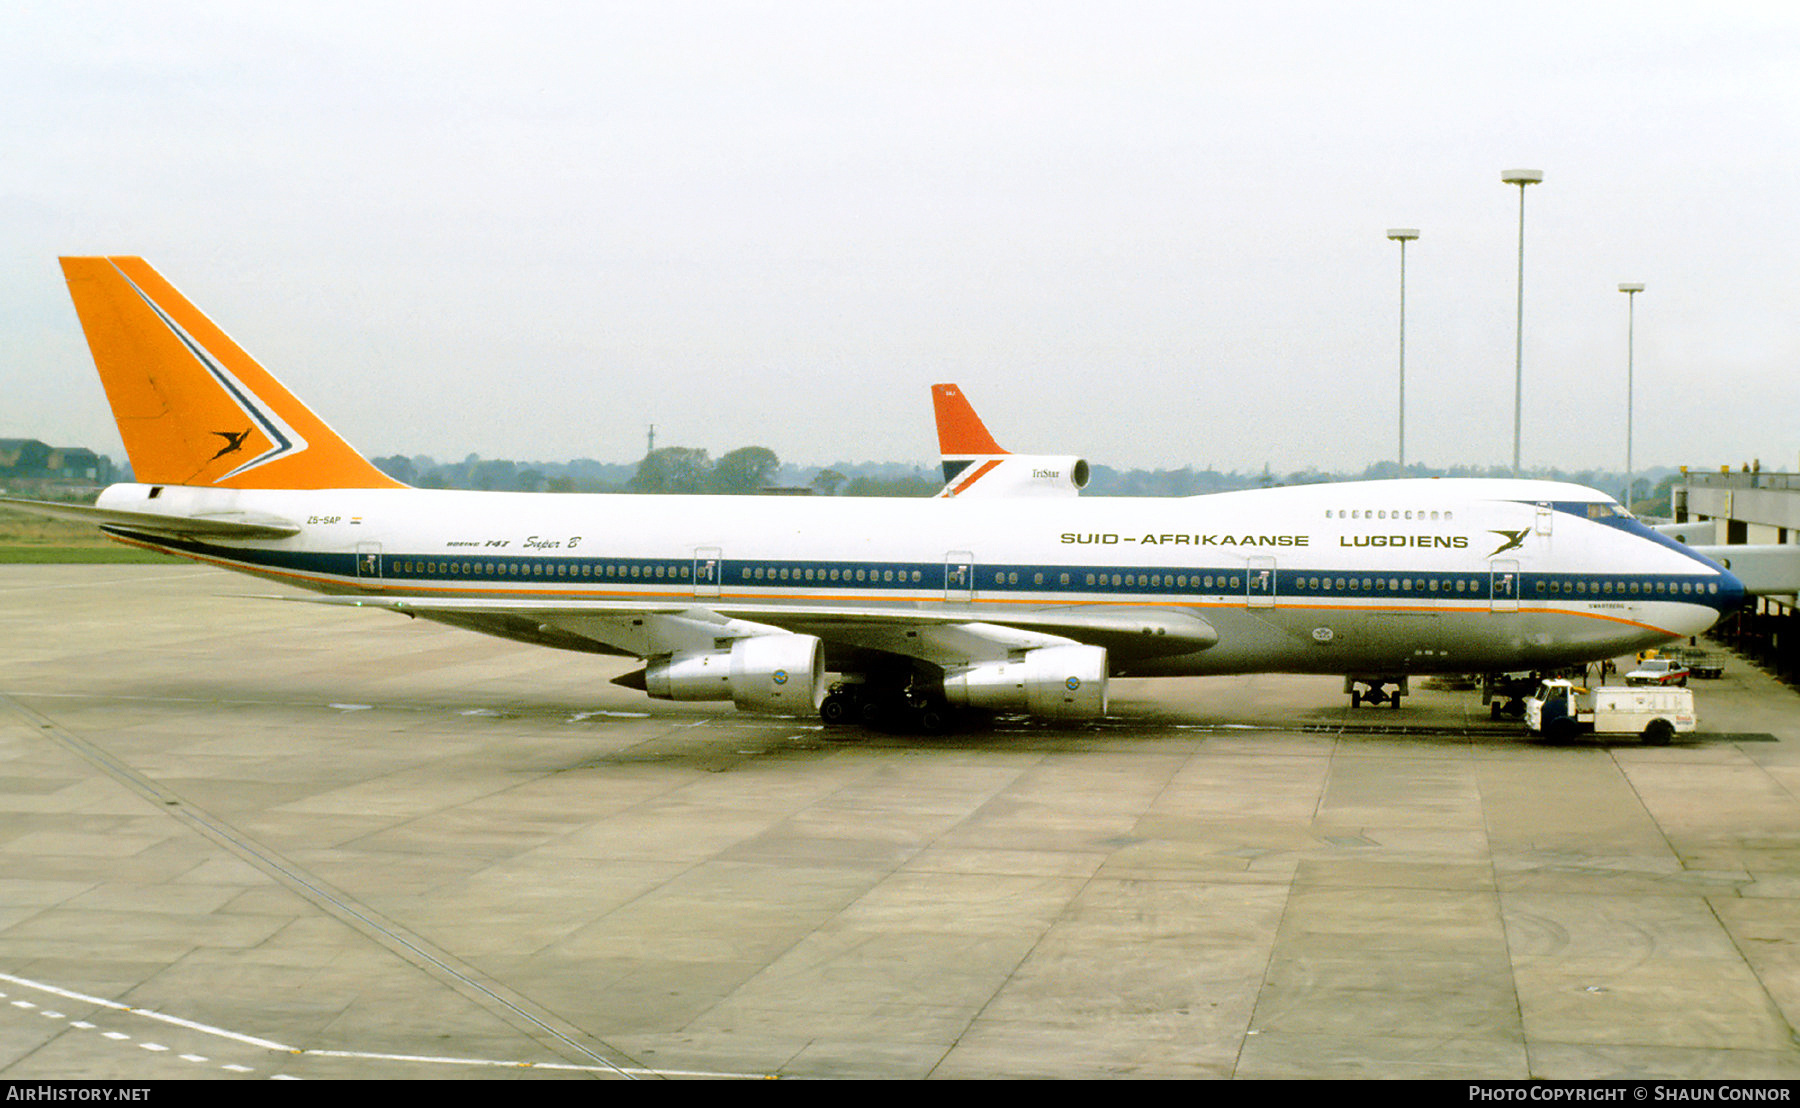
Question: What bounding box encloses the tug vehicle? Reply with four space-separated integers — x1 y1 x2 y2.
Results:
1523 678 1695 744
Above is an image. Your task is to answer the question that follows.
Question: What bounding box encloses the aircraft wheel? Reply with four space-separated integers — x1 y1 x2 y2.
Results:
1642 718 1675 745
820 692 857 726
912 703 950 735
1489 700 1503 720
857 696 890 727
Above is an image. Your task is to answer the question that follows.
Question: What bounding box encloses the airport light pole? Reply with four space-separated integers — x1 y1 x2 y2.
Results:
1387 229 1419 473
1502 169 1543 477
1619 282 1644 510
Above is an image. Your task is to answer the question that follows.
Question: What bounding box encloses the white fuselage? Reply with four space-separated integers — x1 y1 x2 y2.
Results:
96 476 1741 678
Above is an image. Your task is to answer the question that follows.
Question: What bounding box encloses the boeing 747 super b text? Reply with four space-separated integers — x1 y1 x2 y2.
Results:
5 257 1746 731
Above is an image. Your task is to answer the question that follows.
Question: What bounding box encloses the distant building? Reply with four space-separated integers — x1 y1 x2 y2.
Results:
0 439 114 486
1678 466 1799 681
1678 467 1798 552
0 439 52 476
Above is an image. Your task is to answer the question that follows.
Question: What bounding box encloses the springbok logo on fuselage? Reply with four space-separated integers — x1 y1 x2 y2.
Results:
1488 529 1529 557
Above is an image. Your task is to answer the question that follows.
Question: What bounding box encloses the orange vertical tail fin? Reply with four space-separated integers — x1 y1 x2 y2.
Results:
931 382 1007 492
931 383 1007 458
59 256 404 489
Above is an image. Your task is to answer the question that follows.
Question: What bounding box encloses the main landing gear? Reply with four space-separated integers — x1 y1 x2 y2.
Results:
1481 672 1541 720
819 679 964 734
1345 675 1407 709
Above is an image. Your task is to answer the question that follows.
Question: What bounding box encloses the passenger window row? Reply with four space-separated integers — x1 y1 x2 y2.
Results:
396 559 690 580
1537 579 1717 596
1325 509 1453 521
385 557 1719 601
1290 575 1477 593
1079 572 1241 590
744 566 926 584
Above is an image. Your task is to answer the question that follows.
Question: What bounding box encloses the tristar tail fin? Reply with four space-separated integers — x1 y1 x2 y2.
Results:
931 383 1008 488
930 383 1088 498
59 256 404 490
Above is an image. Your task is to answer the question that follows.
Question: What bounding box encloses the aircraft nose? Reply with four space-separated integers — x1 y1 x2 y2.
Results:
1679 563 1749 639
1715 564 1748 611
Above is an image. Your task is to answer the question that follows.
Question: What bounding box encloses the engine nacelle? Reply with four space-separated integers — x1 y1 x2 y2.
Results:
1026 455 1090 494
941 644 1108 720
645 634 826 713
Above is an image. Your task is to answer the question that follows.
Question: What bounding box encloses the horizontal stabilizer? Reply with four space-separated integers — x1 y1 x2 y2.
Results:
0 496 300 539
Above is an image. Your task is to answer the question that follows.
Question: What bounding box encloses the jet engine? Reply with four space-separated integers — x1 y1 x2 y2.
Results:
941 643 1108 720
645 634 826 713
1026 456 1091 494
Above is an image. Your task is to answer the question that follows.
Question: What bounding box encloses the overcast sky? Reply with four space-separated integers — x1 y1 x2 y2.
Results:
4 2 1796 478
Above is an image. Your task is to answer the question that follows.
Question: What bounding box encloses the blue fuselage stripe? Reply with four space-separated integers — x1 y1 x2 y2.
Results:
114 530 1742 614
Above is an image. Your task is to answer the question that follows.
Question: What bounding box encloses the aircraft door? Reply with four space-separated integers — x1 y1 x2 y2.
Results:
694 547 722 598
355 542 382 580
1246 555 1276 608
945 551 975 602
1490 558 1520 613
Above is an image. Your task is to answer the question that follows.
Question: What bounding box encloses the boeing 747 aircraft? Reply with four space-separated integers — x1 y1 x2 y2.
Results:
4 257 1746 731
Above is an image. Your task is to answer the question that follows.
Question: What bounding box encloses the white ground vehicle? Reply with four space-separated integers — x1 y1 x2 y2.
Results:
1626 657 1691 686
1524 678 1696 744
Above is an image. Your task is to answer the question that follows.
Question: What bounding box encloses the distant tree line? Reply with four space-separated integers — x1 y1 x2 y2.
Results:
370 448 942 496
367 451 1682 512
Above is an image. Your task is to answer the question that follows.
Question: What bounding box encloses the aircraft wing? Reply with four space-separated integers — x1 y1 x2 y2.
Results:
280 594 1218 668
0 496 301 539
737 602 1217 667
